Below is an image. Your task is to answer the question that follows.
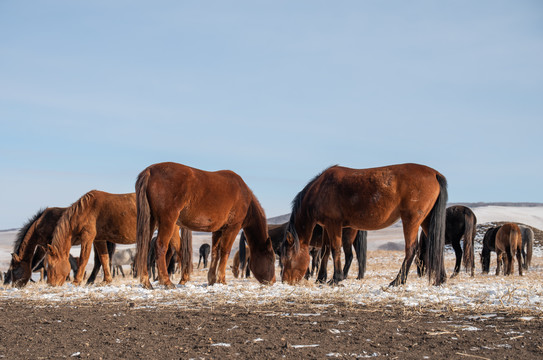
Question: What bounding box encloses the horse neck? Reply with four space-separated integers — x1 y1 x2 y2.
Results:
292 210 315 247
242 198 268 250
15 221 41 263
51 194 94 256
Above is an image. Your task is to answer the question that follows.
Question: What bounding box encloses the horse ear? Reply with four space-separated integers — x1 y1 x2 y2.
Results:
47 244 58 257
12 253 21 263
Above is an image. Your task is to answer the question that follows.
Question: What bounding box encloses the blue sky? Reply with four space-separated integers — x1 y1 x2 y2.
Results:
1 1 542 229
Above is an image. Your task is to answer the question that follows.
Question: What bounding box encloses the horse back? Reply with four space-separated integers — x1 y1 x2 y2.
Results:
306 164 443 229
145 162 254 231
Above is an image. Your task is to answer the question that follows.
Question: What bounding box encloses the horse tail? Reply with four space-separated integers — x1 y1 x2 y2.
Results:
135 168 152 283
462 211 476 276
355 230 367 279
239 231 247 274
524 227 533 270
426 173 448 286
180 227 193 276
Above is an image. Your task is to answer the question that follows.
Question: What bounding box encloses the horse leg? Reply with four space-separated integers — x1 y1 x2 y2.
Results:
155 223 176 289
94 241 113 284
215 227 242 284
390 224 419 287
495 251 503 276
517 244 523 276
324 225 345 285
208 231 223 285
316 245 329 284
451 237 462 277
342 230 354 279
73 229 96 285
198 256 202 269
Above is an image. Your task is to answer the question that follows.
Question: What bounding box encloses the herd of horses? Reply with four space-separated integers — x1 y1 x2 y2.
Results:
2 162 537 290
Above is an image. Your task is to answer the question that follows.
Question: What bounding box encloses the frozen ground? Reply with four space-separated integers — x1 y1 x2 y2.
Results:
1 205 542 314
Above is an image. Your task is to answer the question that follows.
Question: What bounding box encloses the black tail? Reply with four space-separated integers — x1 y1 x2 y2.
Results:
355 230 367 279
239 232 248 277
426 174 448 286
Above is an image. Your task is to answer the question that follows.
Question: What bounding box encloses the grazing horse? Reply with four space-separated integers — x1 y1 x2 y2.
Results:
5 207 104 287
198 243 211 269
281 164 448 286
309 226 367 282
494 223 523 276
481 224 533 274
135 162 275 289
111 248 137 278
417 205 477 277
234 236 251 278
519 225 534 270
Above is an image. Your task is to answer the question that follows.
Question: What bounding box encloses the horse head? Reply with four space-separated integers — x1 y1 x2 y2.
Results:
248 236 276 285
7 253 32 288
45 244 71 286
280 231 310 285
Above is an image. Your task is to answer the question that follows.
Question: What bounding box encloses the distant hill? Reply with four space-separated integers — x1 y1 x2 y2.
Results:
267 202 543 227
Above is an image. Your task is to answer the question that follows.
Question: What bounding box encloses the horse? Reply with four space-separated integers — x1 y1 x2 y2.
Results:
281 163 448 286
308 225 367 283
233 237 251 278
494 223 523 276
198 243 211 268
519 225 534 270
5 207 106 287
482 224 532 274
417 205 477 277
135 162 275 289
45 191 191 286
111 248 137 278
147 227 193 282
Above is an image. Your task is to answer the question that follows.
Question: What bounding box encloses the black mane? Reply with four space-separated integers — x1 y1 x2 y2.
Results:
13 208 47 253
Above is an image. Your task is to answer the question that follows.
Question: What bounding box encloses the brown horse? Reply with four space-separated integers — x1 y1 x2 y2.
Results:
495 223 523 276
46 190 191 286
135 162 275 289
6 207 108 287
281 163 448 286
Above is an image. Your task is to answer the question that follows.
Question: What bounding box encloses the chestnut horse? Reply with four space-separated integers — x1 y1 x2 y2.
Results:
6 207 106 287
481 224 533 273
494 223 523 276
135 162 275 289
417 205 477 277
46 190 191 286
281 163 448 286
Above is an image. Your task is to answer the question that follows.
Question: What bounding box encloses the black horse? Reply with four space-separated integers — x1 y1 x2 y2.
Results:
482 224 534 273
418 205 477 277
198 243 211 269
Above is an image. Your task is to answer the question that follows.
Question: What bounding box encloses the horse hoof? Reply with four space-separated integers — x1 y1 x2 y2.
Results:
141 282 154 290
164 283 176 290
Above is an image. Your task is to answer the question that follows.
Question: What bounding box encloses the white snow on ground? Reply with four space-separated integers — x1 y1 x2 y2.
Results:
1 249 542 314
1 205 542 314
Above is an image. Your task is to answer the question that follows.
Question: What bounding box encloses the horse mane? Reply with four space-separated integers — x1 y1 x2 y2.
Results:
51 191 95 252
13 208 47 253
285 165 336 252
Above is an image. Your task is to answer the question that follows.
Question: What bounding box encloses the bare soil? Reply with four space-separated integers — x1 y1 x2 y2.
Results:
1 299 541 359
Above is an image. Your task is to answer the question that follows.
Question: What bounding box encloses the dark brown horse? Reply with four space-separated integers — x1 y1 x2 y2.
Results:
135 162 275 289
281 164 448 286
417 205 477 277
494 223 523 276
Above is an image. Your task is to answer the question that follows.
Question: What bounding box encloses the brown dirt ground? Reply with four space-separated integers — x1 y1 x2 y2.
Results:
0 299 541 359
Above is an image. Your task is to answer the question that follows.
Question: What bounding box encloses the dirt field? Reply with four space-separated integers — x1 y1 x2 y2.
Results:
1 299 542 359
